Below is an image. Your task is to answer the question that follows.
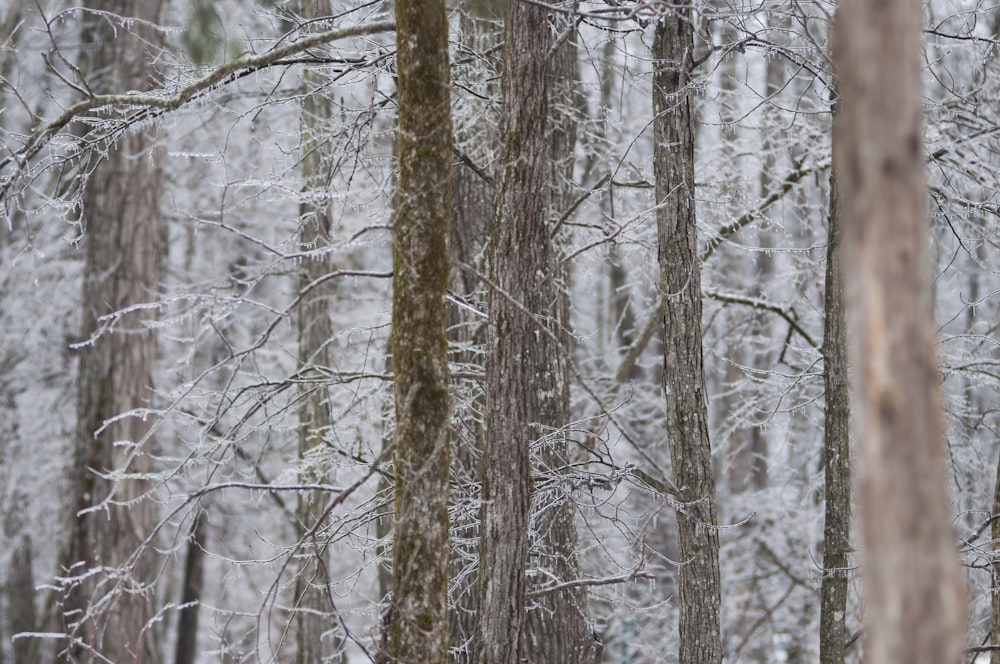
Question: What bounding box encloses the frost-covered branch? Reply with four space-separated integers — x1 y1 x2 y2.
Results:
704 289 818 349
700 161 815 263
0 19 396 202
614 161 818 383
526 559 653 600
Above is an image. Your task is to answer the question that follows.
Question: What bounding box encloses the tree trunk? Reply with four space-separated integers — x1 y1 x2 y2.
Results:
173 512 206 664
477 1 551 662
293 2 343 660
385 0 452 662
833 1 967 663
9 532 36 664
819 123 851 664
992 453 1000 664
66 3 165 661
448 4 498 660
524 6 601 662
652 11 724 664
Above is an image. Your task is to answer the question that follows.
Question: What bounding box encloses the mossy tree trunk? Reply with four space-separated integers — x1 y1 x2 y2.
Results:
833 1 967 663
385 0 453 662
819 116 851 664
652 9 724 664
476 1 551 662
65 2 166 661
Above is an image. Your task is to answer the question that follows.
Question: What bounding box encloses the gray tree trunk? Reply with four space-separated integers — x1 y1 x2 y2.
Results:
833 1 967 663
524 6 601 663
65 2 166 661
293 2 344 660
385 0 453 661
652 10 724 664
477 1 551 662
448 5 500 661
819 126 851 664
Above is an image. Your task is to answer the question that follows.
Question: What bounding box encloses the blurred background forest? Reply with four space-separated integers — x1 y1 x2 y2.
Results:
0 0 999 662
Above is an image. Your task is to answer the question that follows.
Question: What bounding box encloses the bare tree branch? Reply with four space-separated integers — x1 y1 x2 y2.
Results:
0 19 396 202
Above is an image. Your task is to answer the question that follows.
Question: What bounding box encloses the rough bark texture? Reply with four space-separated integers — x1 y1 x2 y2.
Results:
819 135 851 664
386 0 453 662
477 2 550 662
293 1 343 660
652 12 724 664
833 2 968 663
524 6 601 662
65 2 165 661
448 5 499 661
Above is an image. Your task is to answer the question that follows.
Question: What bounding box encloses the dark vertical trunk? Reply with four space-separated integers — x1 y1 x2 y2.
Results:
652 11 724 664
66 3 166 661
524 6 600 663
992 455 1000 664
819 126 851 664
833 1 967 663
9 533 36 663
385 0 453 662
173 512 206 664
477 2 550 662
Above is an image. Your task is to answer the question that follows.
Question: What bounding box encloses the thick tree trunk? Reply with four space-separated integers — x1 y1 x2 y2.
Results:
833 2 967 663
524 6 601 663
652 11 724 664
448 5 499 659
477 2 551 662
66 3 165 661
819 132 851 664
385 0 452 662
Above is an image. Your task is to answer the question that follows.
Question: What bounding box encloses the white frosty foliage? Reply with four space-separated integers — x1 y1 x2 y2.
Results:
1 0 999 662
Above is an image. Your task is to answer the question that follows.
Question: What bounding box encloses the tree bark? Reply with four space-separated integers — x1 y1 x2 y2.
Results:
524 6 601 662
173 512 206 664
385 0 452 662
992 454 1000 664
66 3 166 661
448 5 500 661
819 121 851 664
8 532 37 664
652 10 724 664
292 2 344 660
833 1 967 663
477 2 551 662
